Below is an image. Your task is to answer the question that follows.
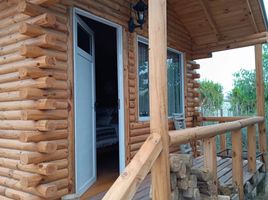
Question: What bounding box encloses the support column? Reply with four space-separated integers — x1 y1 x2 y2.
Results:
149 0 171 199
255 44 268 169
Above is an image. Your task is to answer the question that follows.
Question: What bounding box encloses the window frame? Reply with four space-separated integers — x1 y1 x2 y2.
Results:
137 36 185 121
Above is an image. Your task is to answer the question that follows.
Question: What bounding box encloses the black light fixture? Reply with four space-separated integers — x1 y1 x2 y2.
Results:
128 0 148 33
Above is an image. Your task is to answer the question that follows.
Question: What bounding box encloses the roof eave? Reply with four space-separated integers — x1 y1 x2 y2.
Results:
260 0 268 31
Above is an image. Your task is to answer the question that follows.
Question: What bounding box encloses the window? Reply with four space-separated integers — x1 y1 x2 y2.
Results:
137 37 184 119
77 23 92 55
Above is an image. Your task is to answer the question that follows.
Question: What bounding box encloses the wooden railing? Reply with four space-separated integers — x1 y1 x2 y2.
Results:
103 116 266 200
170 116 265 199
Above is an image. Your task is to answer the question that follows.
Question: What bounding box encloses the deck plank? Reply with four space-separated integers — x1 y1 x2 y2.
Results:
89 156 264 200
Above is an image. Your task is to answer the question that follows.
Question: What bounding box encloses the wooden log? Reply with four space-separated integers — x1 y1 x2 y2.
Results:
0 184 42 200
169 153 191 172
191 168 212 182
203 137 217 189
177 177 188 190
0 13 56 38
0 56 56 75
21 110 68 120
19 67 67 80
170 173 177 190
170 188 179 200
0 139 57 153
0 175 57 197
19 129 68 142
0 99 57 111
197 180 218 196
19 88 68 100
255 44 268 169
20 149 68 164
247 125 256 173
232 129 244 200
183 187 200 199
169 117 264 145
28 0 60 6
20 45 67 61
0 120 67 131
0 34 59 56
0 157 57 175
148 0 170 200
19 22 43 37
17 1 44 17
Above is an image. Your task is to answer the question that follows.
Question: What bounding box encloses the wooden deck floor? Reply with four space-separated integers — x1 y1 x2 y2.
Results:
88 156 265 200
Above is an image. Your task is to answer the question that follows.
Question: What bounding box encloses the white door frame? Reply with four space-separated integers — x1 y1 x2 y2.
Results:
73 8 125 176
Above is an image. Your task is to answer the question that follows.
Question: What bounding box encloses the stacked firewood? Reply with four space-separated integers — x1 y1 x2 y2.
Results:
169 154 218 200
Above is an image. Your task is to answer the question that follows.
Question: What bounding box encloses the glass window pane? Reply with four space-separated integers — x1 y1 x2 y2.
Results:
137 40 183 119
167 50 182 116
138 42 149 117
77 23 92 54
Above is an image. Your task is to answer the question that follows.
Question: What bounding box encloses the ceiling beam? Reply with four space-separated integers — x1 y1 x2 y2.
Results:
245 0 259 33
198 0 220 40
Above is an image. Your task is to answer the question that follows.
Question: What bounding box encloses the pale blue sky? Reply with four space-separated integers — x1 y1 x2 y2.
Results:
196 0 268 96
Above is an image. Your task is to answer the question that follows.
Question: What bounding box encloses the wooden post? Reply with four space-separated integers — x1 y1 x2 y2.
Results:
255 44 268 169
149 0 170 199
203 137 218 189
247 125 256 173
231 129 244 200
220 134 227 155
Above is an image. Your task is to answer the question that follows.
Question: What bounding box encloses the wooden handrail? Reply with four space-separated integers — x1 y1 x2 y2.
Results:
102 133 162 200
169 116 264 145
201 116 249 122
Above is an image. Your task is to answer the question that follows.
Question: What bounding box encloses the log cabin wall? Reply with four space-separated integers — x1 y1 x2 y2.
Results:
0 1 69 199
0 0 200 198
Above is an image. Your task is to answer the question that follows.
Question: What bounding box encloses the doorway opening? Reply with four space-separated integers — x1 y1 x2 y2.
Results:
73 8 125 197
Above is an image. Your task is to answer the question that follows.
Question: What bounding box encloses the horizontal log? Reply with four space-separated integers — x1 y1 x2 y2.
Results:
169 117 264 145
0 77 67 93
20 149 68 164
0 13 55 38
0 99 58 110
0 120 67 131
19 67 67 80
20 45 67 61
0 157 57 175
22 110 68 120
28 0 59 5
17 1 44 17
19 88 68 100
0 175 57 198
0 139 57 153
0 184 42 200
19 129 67 142
0 56 56 75
201 116 249 122
0 34 58 56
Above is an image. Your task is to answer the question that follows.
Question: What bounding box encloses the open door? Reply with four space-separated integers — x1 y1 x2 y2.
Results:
74 15 96 195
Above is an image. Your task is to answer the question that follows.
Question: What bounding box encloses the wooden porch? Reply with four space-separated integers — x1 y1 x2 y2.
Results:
87 154 266 200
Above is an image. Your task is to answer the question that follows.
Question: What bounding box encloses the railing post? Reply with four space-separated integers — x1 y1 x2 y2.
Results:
220 134 227 156
232 129 244 199
148 0 170 199
255 44 268 169
203 137 218 189
247 125 256 173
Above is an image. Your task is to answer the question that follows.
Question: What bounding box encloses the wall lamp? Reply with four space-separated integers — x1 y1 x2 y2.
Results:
128 0 148 33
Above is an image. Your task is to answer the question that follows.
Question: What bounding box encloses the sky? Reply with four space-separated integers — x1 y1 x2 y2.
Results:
196 0 268 97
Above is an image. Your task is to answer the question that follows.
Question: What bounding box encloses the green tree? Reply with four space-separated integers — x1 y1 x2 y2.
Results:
228 44 268 116
228 69 256 115
199 80 224 116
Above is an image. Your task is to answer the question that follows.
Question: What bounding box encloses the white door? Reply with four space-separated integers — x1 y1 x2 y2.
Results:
74 15 96 195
